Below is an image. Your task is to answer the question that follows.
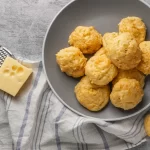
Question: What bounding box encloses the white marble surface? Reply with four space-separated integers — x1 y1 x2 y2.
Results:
0 0 149 149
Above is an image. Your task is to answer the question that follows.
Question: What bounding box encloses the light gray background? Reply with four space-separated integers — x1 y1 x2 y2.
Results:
0 0 149 149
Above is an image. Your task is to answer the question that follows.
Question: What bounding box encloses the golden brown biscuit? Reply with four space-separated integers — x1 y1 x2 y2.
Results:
112 69 145 88
74 76 110 111
119 16 146 44
103 32 118 48
137 41 150 75
56 46 87 78
94 47 107 56
68 26 102 54
106 32 141 70
85 54 118 86
144 114 150 136
110 78 144 110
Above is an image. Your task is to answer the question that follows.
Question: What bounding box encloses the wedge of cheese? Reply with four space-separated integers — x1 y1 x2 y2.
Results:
0 56 32 96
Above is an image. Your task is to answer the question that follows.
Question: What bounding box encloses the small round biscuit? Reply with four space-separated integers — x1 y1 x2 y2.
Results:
103 32 118 48
119 16 146 44
144 114 150 136
110 78 144 110
107 32 141 70
85 54 118 86
74 76 110 111
94 47 107 56
112 69 145 88
56 46 87 78
68 26 102 54
137 41 150 75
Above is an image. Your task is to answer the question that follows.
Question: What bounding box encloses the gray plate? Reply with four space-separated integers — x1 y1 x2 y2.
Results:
42 0 150 121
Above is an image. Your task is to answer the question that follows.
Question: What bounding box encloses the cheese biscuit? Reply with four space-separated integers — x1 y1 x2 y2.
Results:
137 41 150 75
112 69 145 88
85 54 118 86
110 78 144 110
56 46 87 78
144 114 150 136
75 76 110 111
69 26 102 54
119 16 146 44
106 32 141 70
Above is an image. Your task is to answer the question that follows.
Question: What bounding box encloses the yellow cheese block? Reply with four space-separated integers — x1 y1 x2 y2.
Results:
0 56 32 96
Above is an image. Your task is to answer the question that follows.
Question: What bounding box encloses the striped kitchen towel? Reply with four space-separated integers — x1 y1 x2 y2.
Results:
0 60 148 150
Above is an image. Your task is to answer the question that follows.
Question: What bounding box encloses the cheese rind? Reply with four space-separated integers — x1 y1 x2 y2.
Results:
0 56 32 96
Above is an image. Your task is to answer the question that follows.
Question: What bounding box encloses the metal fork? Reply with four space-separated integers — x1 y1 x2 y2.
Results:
0 46 14 67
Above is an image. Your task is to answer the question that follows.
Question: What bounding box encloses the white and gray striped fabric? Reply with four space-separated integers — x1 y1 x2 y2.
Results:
0 61 148 150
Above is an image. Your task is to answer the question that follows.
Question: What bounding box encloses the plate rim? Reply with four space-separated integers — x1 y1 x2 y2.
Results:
42 0 150 121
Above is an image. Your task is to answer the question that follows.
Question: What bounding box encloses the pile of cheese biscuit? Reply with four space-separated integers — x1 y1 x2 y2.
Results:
56 16 150 112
